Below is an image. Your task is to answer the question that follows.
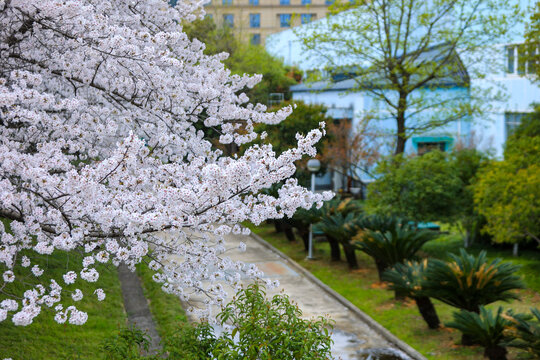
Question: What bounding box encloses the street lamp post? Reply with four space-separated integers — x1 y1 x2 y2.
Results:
306 159 321 260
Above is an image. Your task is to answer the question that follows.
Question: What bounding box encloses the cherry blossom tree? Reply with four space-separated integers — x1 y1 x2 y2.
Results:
0 0 331 327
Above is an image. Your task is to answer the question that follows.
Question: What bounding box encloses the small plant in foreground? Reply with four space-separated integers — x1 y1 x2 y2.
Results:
383 260 440 329
212 282 334 359
505 307 540 359
102 326 154 360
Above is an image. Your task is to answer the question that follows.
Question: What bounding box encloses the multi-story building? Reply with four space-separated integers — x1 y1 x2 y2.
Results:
265 1 539 191
204 0 333 45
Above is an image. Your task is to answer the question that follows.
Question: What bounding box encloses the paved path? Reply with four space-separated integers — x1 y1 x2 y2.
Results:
118 264 162 355
181 232 426 360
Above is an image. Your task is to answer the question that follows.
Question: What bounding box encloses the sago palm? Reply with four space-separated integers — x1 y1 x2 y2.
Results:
315 212 361 269
383 260 440 329
505 307 540 358
424 249 525 345
353 219 436 280
424 249 525 313
446 306 515 360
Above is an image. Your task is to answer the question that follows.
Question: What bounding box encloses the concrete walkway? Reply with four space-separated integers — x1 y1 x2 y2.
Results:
184 231 427 360
118 264 162 355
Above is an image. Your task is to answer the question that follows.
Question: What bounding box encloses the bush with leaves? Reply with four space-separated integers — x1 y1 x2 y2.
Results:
367 151 463 223
102 326 156 360
450 148 490 247
446 307 515 359
505 308 540 359
383 260 440 329
474 106 540 248
210 283 334 360
103 283 334 359
353 216 437 280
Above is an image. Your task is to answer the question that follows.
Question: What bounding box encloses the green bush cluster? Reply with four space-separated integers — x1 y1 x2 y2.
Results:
102 283 334 360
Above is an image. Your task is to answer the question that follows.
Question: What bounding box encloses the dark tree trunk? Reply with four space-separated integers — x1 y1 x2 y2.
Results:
394 289 407 301
282 221 295 242
414 297 440 329
273 219 283 233
395 95 407 155
461 333 476 346
300 230 309 252
375 259 388 281
343 245 359 270
484 345 507 360
327 236 341 262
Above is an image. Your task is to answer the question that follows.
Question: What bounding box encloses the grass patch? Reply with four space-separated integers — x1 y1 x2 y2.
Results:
136 261 190 338
0 251 127 359
247 222 540 360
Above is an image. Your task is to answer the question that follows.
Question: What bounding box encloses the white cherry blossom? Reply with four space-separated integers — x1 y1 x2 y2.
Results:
0 0 332 326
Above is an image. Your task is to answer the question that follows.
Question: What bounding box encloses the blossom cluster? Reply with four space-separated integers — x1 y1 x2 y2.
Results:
0 0 332 325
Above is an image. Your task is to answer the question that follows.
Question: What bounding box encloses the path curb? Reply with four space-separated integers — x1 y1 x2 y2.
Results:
249 232 428 360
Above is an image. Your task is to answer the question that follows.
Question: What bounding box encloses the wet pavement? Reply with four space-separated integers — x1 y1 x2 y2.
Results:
176 231 426 360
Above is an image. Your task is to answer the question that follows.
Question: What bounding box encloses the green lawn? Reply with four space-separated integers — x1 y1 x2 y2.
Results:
248 223 540 360
0 251 127 359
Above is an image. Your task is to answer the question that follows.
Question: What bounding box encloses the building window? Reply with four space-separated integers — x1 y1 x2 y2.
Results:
280 0 290 4
412 136 453 155
251 34 261 45
417 142 446 155
223 14 234 27
249 13 260 28
279 14 291 27
222 0 232 4
505 112 526 138
325 0 334 4
301 0 311 4
249 0 259 4
300 14 313 24
506 44 539 76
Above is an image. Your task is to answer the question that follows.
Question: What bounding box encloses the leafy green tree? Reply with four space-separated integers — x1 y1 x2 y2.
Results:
183 17 297 105
367 151 463 223
474 107 540 247
524 2 540 81
298 0 520 154
451 148 490 246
